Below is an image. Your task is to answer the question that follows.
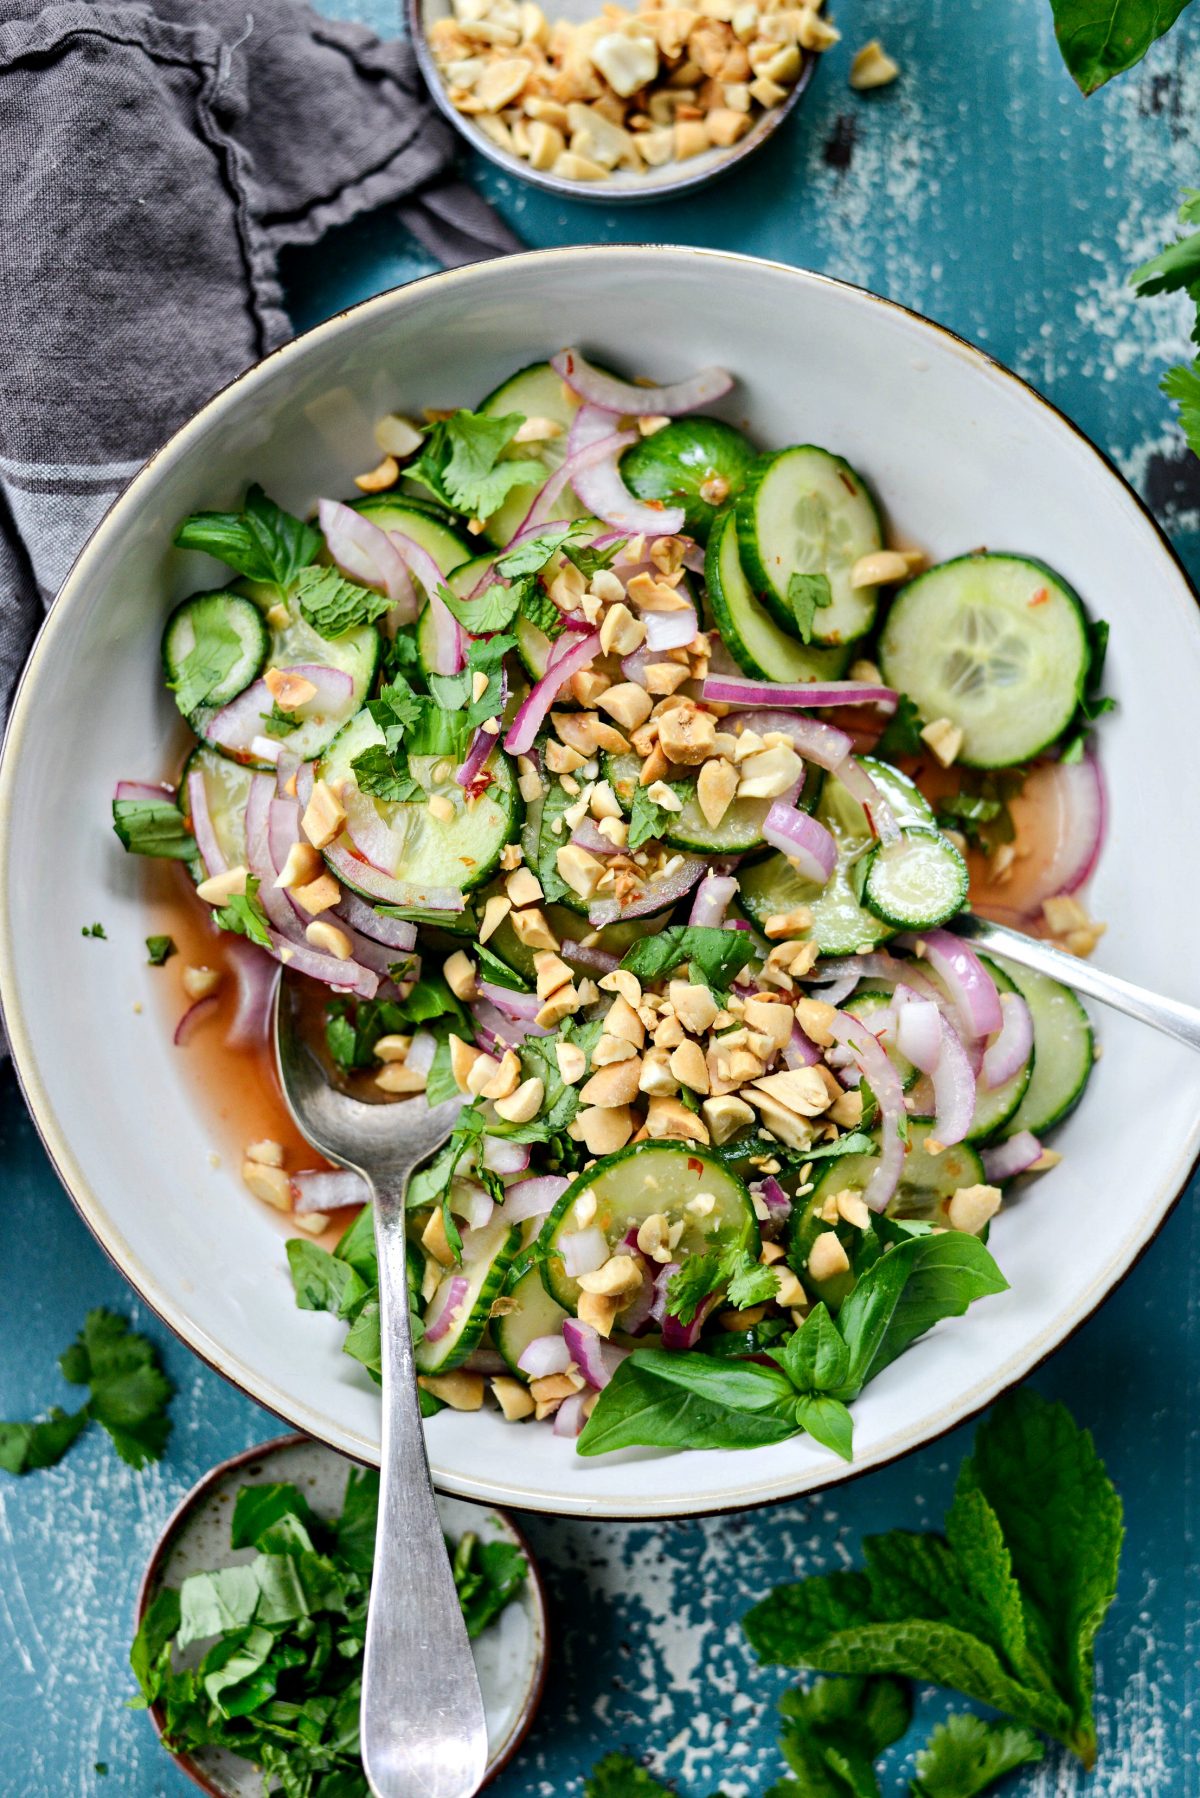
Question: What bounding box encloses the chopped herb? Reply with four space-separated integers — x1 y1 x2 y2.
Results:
563 536 626 581
429 634 515 729
474 942 531 991
585 1754 676 1797
519 580 565 639
294 564 391 637
167 606 249 719
173 484 321 599
145 935 176 966
0 1407 89 1476
875 691 926 760
406 411 545 519
620 925 756 997
81 922 107 939
212 876 272 950
627 777 691 852
910 1713 1044 1796
352 671 473 799
787 572 833 644
1 1309 173 1475
438 579 522 635
112 795 200 870
258 702 304 739
451 1530 529 1638
934 770 1024 855
666 1245 779 1325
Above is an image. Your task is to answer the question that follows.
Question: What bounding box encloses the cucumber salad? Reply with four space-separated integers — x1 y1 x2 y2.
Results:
113 348 1110 1463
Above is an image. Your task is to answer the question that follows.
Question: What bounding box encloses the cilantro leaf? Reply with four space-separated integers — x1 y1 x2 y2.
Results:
294 564 390 637
1162 354 1200 459
564 537 626 581
666 1244 780 1323
628 777 691 851
585 1753 676 1798
451 1532 529 1639
429 634 514 729
407 411 545 519
1050 0 1196 95
0 1407 89 1475
58 1309 174 1469
519 580 566 639
875 692 926 760
212 876 272 949
788 572 833 643
113 795 200 868
81 922 107 939
174 484 321 598
146 935 176 966
515 1016 604 1140
620 924 756 994
778 1674 911 1797
909 1714 1043 1797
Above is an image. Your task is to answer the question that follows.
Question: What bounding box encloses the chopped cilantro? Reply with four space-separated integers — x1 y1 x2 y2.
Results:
81 922 107 939
167 606 248 718
875 691 926 760
564 536 626 581
145 935 176 966
173 484 321 599
1 1309 173 1475
787 572 833 643
666 1245 779 1325
294 564 391 637
620 925 756 996
406 410 545 519
934 770 1024 855
259 702 304 738
212 876 272 949
451 1530 530 1638
438 579 522 635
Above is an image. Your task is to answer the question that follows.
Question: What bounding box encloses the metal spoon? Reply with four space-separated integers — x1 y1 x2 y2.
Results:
948 914 1200 1054
274 973 488 1798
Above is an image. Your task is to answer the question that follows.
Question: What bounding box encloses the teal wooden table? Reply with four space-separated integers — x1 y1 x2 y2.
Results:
3 1 1199 1791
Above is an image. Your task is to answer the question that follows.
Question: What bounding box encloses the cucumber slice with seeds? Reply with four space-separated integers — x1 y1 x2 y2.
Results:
178 744 254 873
862 826 968 931
705 505 853 684
353 497 473 576
538 1142 759 1315
476 360 586 547
414 1213 522 1374
493 1267 569 1379
878 554 1090 768
735 447 883 645
162 592 268 727
997 958 1094 1138
620 416 756 543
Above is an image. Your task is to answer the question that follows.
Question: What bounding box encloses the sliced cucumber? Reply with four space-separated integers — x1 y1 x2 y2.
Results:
704 506 853 684
493 1267 569 1379
735 447 883 645
737 759 934 955
537 1142 759 1314
476 361 584 546
620 417 756 543
414 1214 522 1374
602 748 817 856
962 955 1034 1142
318 711 520 902
862 826 968 931
996 958 1094 1138
844 989 918 1090
353 497 473 580
178 744 254 873
162 592 268 726
878 554 1090 768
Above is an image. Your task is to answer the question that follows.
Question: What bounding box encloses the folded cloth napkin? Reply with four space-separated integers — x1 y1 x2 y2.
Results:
0 0 520 731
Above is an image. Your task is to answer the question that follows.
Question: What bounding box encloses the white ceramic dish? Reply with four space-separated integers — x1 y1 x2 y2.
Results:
4 247 1200 1519
135 1434 547 1794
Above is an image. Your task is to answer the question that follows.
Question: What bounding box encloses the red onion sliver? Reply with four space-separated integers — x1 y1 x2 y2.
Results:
551 348 733 417
982 993 1034 1090
982 1131 1044 1183
762 801 838 883
292 1169 368 1215
174 993 219 1045
249 735 283 765
553 1393 587 1438
208 665 354 757
186 769 226 877
572 817 621 856
895 997 943 1075
931 1015 977 1146
559 938 620 977
405 1030 438 1078
588 853 705 926
502 1174 569 1223
425 1275 471 1344
388 529 463 673
661 1291 719 1350
567 402 620 455
784 1021 821 1068
905 928 1003 1038
479 1135 530 1176
515 430 638 537
828 1010 908 1211
645 605 698 652
318 498 419 618
224 939 280 1049
505 629 601 756
452 1181 495 1232
563 1317 627 1390
115 779 174 803
757 1175 793 1218
477 982 548 1029
323 841 464 915
688 872 738 927
332 890 417 953
518 1333 573 1377
649 1260 677 1327
456 727 493 790
572 437 686 536
701 674 898 711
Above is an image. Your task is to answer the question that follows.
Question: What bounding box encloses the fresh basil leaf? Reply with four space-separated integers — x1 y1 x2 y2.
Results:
177 1564 262 1647
909 1713 1043 1797
286 1238 369 1319
474 943 531 991
788 572 833 643
145 934 177 966
836 1233 1008 1396
295 565 390 637
627 777 691 851
772 1303 852 1395
213 876 272 950
424 1035 460 1107
58 1309 173 1470
577 1349 800 1456
174 485 321 598
407 411 545 519
619 924 756 994
793 1394 855 1462
0 1406 89 1475
1049 0 1195 95
113 796 200 867
335 1466 380 1575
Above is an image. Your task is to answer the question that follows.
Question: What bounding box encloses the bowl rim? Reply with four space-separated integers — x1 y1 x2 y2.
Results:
3 244 1199 1518
132 1431 549 1794
405 0 818 204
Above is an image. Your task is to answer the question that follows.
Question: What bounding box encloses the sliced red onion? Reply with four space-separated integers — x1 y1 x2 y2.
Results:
828 1011 908 1211
516 430 638 536
834 757 901 847
224 939 280 1049
989 753 1107 921
478 982 547 1028
718 710 899 845
930 1016 977 1147
762 802 837 883
680 540 705 574
689 872 738 928
174 993 218 1045
702 674 898 711
274 750 302 797
425 1275 471 1344
502 1175 569 1223
572 817 622 856
518 1332 573 1377
247 774 307 936
292 1169 368 1215
805 971 859 1007
551 348 733 417
471 996 549 1053
757 1175 792 1218
904 928 1003 1039
559 1227 610 1279
318 497 419 620
452 1181 495 1232
784 1021 821 1068
559 938 620 977
572 437 686 537
115 779 174 803
505 629 601 756
332 889 417 952
563 1317 628 1390
662 1291 719 1350
895 997 942 1075
249 735 282 766
618 1260 659 1335
456 728 493 791
982 1131 1044 1183
208 666 354 757
567 402 621 455
649 1260 677 1326
386 529 462 673
982 993 1034 1090
588 853 705 926
273 933 379 998
553 1393 587 1438
645 606 698 652
186 769 227 877
477 1136 529 1176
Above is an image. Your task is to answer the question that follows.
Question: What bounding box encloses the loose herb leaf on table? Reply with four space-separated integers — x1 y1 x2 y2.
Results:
909 1714 1044 1797
0 1310 172 1474
1048 0 1196 95
1132 190 1200 461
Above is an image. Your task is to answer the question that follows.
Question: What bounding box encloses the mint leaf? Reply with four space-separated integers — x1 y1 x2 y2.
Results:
496 524 583 578
294 564 390 637
628 777 691 851
788 572 833 643
146 935 176 966
407 411 545 518
350 745 425 802
0 1407 89 1475
910 1713 1043 1796
81 922 107 939
113 795 200 868
1049 0 1196 95
745 1571 876 1664
59 1309 173 1469
519 580 565 639
585 1753 676 1798
213 876 272 950
577 1349 800 1456
174 484 321 598
619 924 756 994
286 1239 369 1318
438 579 522 635
167 603 248 718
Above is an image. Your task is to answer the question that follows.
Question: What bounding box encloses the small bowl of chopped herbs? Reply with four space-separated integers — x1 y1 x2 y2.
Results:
131 1434 547 1796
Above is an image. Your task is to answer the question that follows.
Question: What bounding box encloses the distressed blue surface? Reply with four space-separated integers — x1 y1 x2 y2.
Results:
4 0 1200 1792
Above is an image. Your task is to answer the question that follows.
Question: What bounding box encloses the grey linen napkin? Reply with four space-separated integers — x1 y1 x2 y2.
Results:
0 0 520 730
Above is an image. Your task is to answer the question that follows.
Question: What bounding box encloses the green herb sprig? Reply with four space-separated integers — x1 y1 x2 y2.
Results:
0 1310 172 1474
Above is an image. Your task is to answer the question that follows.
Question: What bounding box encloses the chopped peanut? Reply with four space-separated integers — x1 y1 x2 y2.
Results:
849 38 899 89
419 1371 485 1411
493 1375 536 1420
301 780 346 851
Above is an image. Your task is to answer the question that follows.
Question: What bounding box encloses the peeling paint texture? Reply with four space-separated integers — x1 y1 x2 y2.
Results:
4 0 1200 1791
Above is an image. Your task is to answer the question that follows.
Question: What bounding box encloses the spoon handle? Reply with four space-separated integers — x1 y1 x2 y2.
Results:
951 915 1200 1055
360 1177 489 1798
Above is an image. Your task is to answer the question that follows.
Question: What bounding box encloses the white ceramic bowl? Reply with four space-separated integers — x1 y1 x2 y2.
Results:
4 248 1200 1519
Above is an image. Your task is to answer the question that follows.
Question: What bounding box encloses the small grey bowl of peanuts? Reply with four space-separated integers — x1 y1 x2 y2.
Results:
407 0 878 201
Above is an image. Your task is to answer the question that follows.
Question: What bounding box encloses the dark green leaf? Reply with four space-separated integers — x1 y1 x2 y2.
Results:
772 1303 852 1394
793 1395 855 1462
744 1571 876 1665
295 566 390 638
407 412 545 519
628 778 691 851
58 1309 173 1469
836 1233 1008 1396
112 796 199 866
787 572 833 643
438 579 521 634
874 693 926 760
130 1585 182 1702
81 921 107 938
231 1483 321 1554
910 1713 1043 1797
174 485 321 597
778 1674 912 1797
564 537 626 581
146 934 177 966
177 1565 262 1647
620 925 756 995
452 1535 529 1639
335 1467 380 1575
1049 0 1196 95
287 1240 369 1319
0 1406 89 1475
578 1349 800 1456
474 943 531 991
213 876 273 950
1162 356 1200 459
